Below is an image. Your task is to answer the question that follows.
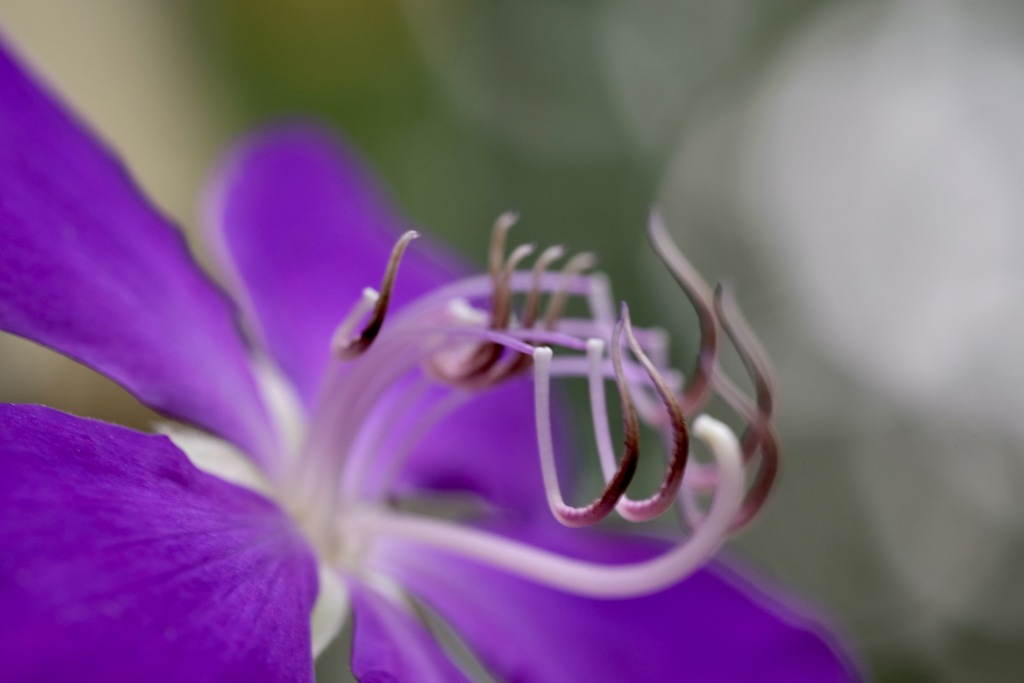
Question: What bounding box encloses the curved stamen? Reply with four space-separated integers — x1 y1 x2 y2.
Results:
523 245 566 328
647 210 718 415
584 270 616 333
736 427 778 530
543 251 599 330
496 242 537 326
550 311 675 423
715 283 775 417
436 221 533 384
368 270 594 335
551 353 683 390
337 323 544 503
335 230 419 360
712 283 779 530
488 212 519 280
358 415 744 598
304 211 779 599
366 386 477 501
702 373 779 531
476 244 570 385
481 211 520 338
616 304 689 521
582 313 687 523
532 317 640 527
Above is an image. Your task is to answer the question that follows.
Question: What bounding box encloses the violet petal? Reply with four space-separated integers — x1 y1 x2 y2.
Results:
349 580 469 683
0 404 319 683
0 39 275 465
379 522 861 683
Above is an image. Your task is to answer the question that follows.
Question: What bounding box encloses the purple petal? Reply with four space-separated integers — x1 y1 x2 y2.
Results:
349 580 469 683
208 126 559 513
380 523 861 683
205 124 458 407
0 39 275 463
0 404 319 682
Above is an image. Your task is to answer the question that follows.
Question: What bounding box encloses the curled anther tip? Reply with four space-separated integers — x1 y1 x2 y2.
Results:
647 205 667 230
615 303 690 521
692 414 740 458
573 251 599 270
488 213 518 277
533 245 567 276
543 244 566 258
645 214 714 299
533 346 554 361
539 251 599 330
334 230 418 360
513 244 569 332
507 242 537 265
498 210 520 227
646 208 674 248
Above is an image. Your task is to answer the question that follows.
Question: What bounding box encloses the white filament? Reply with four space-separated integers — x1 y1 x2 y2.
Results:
537 341 685 524
532 346 568 519
350 415 744 598
585 338 619 486
310 564 348 657
292 258 744 603
365 387 476 501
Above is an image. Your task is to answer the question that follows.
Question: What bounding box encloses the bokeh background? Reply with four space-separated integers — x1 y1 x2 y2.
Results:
2 1 1023 681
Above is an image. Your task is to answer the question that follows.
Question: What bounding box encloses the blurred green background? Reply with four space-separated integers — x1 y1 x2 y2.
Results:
2 1 1024 681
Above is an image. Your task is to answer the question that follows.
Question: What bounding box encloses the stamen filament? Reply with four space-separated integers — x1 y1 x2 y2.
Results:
476 243 568 384
580 315 688 523
488 212 518 278
715 283 775 416
549 356 681 392
533 338 638 528
433 219 532 382
543 252 599 329
522 245 566 328
584 271 616 332
301 214 779 581
712 283 779 530
647 210 718 414
616 304 689 520
358 416 744 598
366 388 476 501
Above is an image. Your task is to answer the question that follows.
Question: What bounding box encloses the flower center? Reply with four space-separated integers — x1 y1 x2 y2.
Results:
169 211 779 654
288 211 777 549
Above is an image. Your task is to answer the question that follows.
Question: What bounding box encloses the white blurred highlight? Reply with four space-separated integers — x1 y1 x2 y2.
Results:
739 0 1024 436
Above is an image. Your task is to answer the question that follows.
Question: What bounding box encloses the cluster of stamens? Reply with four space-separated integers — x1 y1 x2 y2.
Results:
329 210 777 538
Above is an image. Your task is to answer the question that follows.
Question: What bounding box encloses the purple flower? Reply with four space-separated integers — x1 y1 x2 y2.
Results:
0 37 858 682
